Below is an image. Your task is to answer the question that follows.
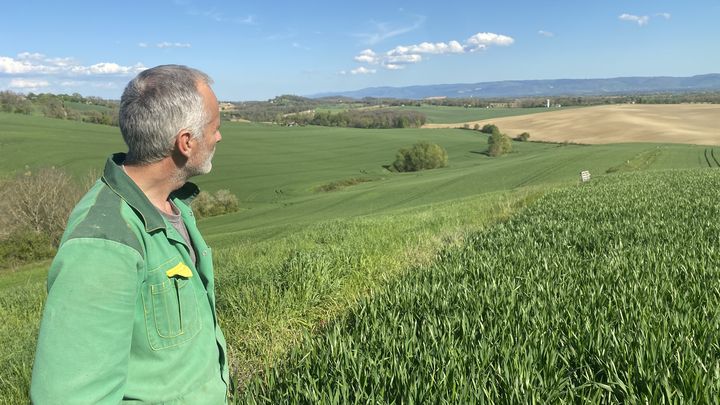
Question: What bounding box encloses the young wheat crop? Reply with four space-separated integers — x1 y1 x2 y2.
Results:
242 168 720 403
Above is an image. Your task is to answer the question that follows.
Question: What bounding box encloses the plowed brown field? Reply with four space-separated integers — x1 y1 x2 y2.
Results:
423 104 720 145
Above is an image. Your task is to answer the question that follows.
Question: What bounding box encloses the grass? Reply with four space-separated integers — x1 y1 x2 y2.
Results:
0 261 49 290
215 189 537 390
241 168 720 402
0 112 717 402
9 112 705 242
0 188 534 404
0 113 710 229
0 112 123 177
0 262 47 404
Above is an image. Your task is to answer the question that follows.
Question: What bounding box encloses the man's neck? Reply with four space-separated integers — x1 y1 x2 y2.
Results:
122 159 186 215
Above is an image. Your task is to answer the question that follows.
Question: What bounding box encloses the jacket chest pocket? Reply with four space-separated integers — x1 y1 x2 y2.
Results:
142 258 202 350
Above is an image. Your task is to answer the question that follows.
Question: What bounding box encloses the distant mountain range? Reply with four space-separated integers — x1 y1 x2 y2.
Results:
310 74 720 100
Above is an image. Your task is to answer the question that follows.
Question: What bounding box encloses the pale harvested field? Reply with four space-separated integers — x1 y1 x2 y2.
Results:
423 104 720 145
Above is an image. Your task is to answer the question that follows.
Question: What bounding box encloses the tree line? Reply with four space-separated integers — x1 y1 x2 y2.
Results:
350 92 720 108
224 95 351 122
0 91 119 126
508 92 720 108
283 109 426 129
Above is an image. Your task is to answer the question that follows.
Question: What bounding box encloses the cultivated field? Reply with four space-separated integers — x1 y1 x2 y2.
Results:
424 104 720 145
243 168 720 402
6 112 711 244
1 110 720 403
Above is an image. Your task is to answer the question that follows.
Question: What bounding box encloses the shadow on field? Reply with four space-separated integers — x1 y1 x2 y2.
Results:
470 150 490 156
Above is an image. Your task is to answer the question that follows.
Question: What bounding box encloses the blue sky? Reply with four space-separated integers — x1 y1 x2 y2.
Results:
1 0 718 100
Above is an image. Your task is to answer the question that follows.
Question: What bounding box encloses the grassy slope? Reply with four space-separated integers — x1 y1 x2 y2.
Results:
197 122 709 244
0 112 123 177
0 112 715 402
0 262 47 402
4 112 695 243
0 189 532 404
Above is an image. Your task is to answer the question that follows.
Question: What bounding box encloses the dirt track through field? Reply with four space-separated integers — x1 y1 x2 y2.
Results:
423 104 720 145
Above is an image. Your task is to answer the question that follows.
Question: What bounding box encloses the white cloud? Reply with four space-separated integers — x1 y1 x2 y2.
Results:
139 41 191 48
0 57 34 74
0 53 146 77
656 12 671 20
387 40 464 56
84 62 144 75
56 80 117 89
350 67 376 75
619 13 650 26
465 32 514 51
0 54 150 96
385 54 422 64
46 57 76 67
356 15 426 45
156 41 192 48
9 78 49 88
350 31 514 71
538 30 554 37
354 49 379 64
17 52 46 61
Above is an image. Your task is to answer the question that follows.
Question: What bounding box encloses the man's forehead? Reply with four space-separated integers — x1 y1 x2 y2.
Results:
197 82 218 106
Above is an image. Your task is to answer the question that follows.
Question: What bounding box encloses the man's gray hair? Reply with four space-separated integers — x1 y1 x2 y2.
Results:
119 65 213 164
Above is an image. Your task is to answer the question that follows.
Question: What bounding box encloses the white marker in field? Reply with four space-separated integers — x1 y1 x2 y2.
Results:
580 170 591 182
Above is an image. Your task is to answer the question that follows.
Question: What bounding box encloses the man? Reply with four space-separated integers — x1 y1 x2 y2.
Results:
31 65 229 403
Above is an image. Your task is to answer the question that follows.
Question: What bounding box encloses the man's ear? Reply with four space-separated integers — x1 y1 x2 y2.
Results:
175 129 194 158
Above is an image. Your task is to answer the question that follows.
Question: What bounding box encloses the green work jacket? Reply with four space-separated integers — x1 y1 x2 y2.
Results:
31 153 229 404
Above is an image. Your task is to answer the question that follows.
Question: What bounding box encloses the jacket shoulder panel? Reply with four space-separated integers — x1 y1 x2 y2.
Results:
65 184 144 259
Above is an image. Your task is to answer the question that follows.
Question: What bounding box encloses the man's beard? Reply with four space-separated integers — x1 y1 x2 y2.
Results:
184 143 215 178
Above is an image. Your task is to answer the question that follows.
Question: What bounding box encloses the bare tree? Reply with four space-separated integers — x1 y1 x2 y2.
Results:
0 167 83 244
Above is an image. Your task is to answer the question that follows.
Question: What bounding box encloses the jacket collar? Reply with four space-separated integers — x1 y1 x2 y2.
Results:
102 153 200 233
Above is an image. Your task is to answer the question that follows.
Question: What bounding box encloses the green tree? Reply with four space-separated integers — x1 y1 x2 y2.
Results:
42 99 66 119
487 131 512 157
214 189 239 214
392 142 448 172
191 189 240 219
481 124 499 134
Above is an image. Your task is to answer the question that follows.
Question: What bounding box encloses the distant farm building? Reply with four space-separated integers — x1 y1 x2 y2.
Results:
219 102 236 111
